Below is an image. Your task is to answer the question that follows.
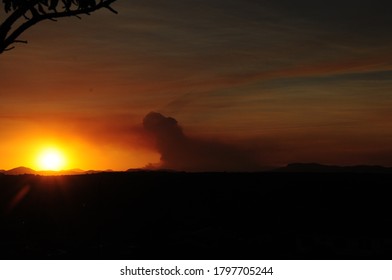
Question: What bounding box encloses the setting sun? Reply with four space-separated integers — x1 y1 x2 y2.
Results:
36 148 66 171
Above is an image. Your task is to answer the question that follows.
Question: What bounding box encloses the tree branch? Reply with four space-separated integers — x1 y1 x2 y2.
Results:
0 0 118 53
104 5 118 14
14 40 28 44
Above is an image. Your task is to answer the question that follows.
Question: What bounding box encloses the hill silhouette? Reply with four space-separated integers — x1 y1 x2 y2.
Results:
1 167 92 176
275 163 392 173
4 166 37 175
2 163 392 175
2 163 392 176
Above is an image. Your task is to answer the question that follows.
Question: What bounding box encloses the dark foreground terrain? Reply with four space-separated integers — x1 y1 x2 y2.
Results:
0 171 392 259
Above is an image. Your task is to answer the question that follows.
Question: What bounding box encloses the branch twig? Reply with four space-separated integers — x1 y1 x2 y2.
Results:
0 0 118 53
105 5 118 14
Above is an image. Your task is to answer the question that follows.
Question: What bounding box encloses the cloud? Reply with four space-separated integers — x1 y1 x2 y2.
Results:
143 112 262 171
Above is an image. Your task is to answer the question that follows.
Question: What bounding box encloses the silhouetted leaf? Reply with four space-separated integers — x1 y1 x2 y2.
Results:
48 0 59 10
3 0 12 13
37 3 45 14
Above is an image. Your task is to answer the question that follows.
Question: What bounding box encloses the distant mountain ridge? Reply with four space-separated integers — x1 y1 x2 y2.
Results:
0 167 97 176
274 163 392 173
5 167 37 175
2 163 392 175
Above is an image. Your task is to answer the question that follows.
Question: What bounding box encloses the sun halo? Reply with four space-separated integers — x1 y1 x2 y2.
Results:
36 148 66 171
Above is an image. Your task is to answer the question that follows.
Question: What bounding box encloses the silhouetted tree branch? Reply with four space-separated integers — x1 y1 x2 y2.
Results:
0 0 118 54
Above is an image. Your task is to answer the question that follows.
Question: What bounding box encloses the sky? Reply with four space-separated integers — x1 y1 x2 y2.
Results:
1 0 392 171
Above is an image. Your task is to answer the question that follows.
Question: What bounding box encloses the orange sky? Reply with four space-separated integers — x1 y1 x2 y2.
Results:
1 1 392 171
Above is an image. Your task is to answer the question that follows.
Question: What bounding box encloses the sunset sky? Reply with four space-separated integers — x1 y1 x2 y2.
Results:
1 0 392 171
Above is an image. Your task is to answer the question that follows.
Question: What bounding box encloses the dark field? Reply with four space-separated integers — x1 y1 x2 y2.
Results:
0 171 392 259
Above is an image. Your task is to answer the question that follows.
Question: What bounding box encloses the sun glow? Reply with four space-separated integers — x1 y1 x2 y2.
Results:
36 148 66 171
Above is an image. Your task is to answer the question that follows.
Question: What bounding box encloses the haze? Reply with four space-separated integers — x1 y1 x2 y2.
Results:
1 0 392 171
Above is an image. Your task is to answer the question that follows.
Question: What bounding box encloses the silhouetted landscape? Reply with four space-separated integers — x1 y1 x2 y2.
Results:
2 1 392 264
1 165 392 260
0 167 108 176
